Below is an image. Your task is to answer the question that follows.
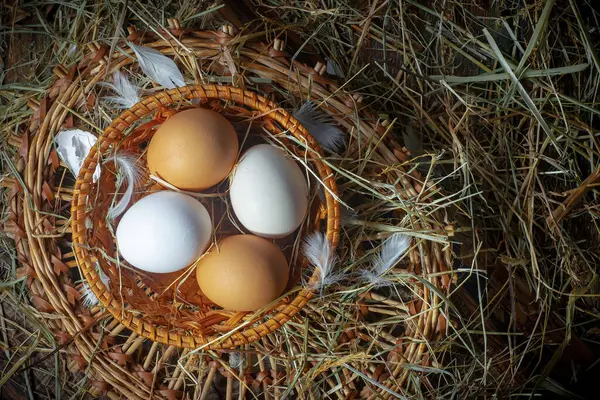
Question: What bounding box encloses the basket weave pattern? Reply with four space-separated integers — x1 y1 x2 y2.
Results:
5 25 453 399
71 84 340 349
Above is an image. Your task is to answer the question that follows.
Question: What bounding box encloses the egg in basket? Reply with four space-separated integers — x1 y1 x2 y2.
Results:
70 85 340 349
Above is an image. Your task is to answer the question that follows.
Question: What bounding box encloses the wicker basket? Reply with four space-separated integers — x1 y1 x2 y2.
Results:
71 84 340 349
4 22 453 399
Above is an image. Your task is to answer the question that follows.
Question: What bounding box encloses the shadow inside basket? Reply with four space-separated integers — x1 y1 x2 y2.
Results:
79 99 326 338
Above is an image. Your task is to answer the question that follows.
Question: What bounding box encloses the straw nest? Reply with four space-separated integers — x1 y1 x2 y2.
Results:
1 22 452 399
7 0 600 399
7 0 597 398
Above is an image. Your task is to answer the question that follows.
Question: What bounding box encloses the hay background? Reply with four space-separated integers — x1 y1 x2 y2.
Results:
2 0 600 399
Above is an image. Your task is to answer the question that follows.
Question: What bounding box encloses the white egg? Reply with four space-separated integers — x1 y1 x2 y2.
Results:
116 191 212 273
230 144 309 239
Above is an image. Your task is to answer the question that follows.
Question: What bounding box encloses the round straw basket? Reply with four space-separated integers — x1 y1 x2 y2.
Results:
5 22 452 399
71 84 340 349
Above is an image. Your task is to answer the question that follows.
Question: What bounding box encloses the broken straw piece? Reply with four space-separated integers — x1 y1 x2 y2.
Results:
54 129 101 182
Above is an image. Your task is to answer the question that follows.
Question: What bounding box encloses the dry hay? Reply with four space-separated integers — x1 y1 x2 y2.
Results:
2 0 600 399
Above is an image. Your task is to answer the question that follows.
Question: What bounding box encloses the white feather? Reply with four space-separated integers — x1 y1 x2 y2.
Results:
80 282 99 308
293 102 345 153
98 264 110 288
326 58 344 77
128 43 185 89
340 207 358 226
303 231 342 294
54 129 101 182
106 153 143 219
361 234 411 287
103 71 141 109
229 352 245 369
79 265 110 308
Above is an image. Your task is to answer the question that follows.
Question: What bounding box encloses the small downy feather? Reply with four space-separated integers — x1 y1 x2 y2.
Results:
55 129 101 182
293 102 345 153
340 207 358 226
106 153 143 220
326 57 344 77
103 71 141 109
361 234 411 287
79 265 110 308
80 282 99 308
129 43 185 89
229 352 245 369
303 231 343 294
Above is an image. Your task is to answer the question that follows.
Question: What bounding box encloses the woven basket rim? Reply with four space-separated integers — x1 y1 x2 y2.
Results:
71 84 341 349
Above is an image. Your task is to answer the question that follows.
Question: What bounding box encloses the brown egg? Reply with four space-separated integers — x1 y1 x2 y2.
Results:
147 108 239 191
196 235 289 311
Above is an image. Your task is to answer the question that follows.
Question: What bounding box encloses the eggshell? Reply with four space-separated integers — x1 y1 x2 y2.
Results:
196 235 289 311
116 191 212 273
230 144 308 238
147 108 239 191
